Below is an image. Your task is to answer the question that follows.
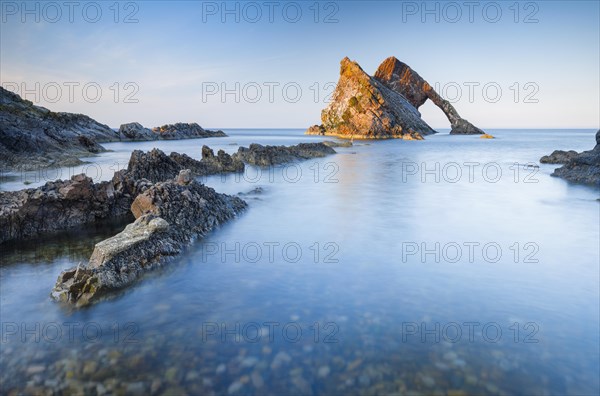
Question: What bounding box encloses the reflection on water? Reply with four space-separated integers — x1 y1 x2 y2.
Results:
1 129 599 395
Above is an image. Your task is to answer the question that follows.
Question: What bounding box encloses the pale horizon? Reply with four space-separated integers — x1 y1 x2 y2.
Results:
1 1 599 129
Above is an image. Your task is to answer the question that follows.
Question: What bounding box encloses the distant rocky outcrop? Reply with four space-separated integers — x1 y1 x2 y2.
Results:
0 86 228 172
548 130 600 185
322 140 353 148
374 57 484 135
152 123 227 139
51 170 247 306
233 143 336 166
118 122 157 141
306 57 485 139
0 147 244 245
307 57 434 140
0 86 119 170
540 150 579 164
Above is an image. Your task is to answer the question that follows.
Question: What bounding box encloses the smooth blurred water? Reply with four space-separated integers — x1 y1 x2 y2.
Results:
1 129 599 395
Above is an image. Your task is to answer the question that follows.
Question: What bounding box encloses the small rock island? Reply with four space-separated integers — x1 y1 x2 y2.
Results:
541 130 600 186
306 56 485 139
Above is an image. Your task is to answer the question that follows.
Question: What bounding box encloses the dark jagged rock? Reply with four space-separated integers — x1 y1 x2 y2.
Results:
306 57 485 139
152 123 227 139
540 150 579 164
0 86 228 173
127 147 244 183
0 147 244 244
306 57 434 140
119 122 228 141
0 173 149 244
233 143 336 166
198 146 245 174
126 149 185 184
374 57 485 135
51 170 246 306
551 130 600 185
0 86 119 171
1 141 327 245
118 122 157 141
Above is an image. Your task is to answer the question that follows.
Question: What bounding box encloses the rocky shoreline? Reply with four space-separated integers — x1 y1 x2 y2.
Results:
0 147 243 244
0 140 337 306
540 130 600 186
0 86 227 172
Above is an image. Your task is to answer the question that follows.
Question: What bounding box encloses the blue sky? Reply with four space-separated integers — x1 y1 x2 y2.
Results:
1 0 599 129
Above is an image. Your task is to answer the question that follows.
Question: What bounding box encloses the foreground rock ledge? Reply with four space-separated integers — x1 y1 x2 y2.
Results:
51 170 247 307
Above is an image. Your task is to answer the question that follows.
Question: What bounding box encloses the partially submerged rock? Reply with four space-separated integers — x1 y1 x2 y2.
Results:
322 140 353 148
0 147 244 244
127 147 244 183
540 150 579 164
51 170 246 306
233 143 336 166
550 130 600 185
306 57 485 139
119 122 228 141
0 173 145 244
152 123 226 139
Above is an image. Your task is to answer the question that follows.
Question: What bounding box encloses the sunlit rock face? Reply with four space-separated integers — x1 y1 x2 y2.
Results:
307 56 485 139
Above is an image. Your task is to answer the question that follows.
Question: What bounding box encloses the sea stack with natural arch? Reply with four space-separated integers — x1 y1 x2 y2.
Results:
306 56 485 139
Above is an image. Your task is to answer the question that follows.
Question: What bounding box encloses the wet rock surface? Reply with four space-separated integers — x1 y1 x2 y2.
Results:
51 170 247 306
550 130 600 185
233 143 336 166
